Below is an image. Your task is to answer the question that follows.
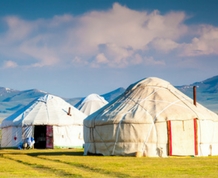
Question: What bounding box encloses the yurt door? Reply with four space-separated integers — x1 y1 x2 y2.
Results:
168 119 198 156
46 125 53 148
34 125 46 148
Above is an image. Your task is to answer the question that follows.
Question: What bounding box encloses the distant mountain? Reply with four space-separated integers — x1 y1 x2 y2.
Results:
0 87 20 101
65 97 83 107
176 75 218 94
0 87 125 119
0 76 217 119
0 88 47 118
176 75 218 112
72 87 125 108
101 87 125 102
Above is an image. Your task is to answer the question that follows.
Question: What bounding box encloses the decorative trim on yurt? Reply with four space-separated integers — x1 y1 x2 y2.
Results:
194 118 198 156
167 120 172 156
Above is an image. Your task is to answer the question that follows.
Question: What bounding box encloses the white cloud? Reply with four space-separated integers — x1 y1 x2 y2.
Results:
19 36 60 67
150 38 179 53
3 60 18 68
72 4 187 53
94 43 135 68
95 53 109 64
143 56 166 66
71 56 89 66
3 16 35 42
0 3 217 69
180 25 218 56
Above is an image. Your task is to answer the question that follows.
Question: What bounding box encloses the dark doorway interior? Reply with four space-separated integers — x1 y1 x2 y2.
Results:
34 125 46 148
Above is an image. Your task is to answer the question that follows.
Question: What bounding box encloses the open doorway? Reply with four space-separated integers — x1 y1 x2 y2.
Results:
34 125 46 148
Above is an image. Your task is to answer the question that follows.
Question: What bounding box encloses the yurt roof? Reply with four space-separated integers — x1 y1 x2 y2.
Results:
84 77 218 127
79 94 107 104
1 94 87 128
77 93 108 115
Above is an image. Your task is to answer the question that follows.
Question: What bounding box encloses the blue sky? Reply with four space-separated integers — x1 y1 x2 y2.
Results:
0 0 218 98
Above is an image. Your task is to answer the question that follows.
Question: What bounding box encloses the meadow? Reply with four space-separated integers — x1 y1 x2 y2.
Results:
0 148 218 178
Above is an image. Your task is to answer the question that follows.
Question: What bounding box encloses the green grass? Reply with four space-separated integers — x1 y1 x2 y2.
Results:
0 149 218 177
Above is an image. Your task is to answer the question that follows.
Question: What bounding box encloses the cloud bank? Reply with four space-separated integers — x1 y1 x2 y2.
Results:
0 3 217 69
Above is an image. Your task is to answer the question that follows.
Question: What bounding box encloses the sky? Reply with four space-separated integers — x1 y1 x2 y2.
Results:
0 0 218 98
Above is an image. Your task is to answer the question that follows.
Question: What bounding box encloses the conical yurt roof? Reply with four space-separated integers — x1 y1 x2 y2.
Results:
84 77 218 127
76 93 108 115
1 94 87 128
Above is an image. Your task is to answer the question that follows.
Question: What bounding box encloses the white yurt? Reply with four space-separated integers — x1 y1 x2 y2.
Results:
76 94 108 115
83 77 218 157
1 94 87 149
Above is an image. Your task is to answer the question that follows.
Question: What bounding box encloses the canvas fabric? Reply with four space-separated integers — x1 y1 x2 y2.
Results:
1 94 87 148
84 77 218 157
77 94 108 115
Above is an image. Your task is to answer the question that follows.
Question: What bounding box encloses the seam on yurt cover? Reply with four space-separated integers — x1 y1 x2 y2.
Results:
93 127 111 155
127 92 155 153
112 112 131 155
45 100 50 124
141 114 156 153
21 101 39 126
154 99 187 121
124 88 158 154
169 89 200 119
137 87 163 103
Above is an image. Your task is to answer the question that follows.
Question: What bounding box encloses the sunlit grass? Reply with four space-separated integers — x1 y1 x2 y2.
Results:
40 155 218 178
0 156 59 178
0 149 218 177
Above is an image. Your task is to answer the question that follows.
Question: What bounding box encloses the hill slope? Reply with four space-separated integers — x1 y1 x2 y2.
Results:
0 88 47 119
176 75 218 112
72 87 125 108
1 76 217 119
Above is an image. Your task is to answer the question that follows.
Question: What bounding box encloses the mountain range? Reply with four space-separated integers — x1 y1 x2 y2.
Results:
176 75 218 113
0 75 217 119
0 86 126 119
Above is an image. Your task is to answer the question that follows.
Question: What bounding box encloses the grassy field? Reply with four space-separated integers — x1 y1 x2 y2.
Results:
0 149 218 178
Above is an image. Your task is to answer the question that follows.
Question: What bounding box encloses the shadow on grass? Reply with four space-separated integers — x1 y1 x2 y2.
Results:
2 149 131 177
3 154 82 177
1 148 105 157
27 150 104 157
0 148 84 157
27 150 84 157
34 153 130 178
